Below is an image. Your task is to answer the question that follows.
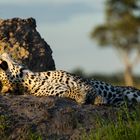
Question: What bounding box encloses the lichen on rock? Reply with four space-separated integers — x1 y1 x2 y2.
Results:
0 17 55 72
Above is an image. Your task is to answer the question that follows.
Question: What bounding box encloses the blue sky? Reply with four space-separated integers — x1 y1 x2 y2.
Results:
0 0 140 74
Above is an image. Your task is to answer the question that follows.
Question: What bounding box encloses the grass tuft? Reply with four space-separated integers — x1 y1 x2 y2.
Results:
82 106 140 140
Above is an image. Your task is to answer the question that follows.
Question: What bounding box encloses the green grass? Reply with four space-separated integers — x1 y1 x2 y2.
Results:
82 106 140 140
27 130 42 140
0 115 10 139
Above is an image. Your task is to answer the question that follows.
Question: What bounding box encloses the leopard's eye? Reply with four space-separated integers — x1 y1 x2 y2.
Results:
0 61 8 71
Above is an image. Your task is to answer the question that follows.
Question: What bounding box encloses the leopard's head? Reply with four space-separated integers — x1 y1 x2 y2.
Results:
0 53 15 92
0 53 27 94
0 53 32 80
0 53 25 80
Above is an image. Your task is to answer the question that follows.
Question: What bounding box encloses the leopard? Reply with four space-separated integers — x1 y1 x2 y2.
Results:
0 53 140 107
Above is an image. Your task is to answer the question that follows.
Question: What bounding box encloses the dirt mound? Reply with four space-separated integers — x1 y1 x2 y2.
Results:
0 95 119 140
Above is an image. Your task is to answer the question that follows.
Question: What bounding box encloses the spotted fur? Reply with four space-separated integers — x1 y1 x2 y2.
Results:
0 53 140 106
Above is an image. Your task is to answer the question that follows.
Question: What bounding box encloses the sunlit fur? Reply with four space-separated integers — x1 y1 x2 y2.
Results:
0 53 140 106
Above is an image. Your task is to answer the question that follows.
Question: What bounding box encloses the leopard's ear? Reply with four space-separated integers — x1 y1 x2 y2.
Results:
0 61 8 71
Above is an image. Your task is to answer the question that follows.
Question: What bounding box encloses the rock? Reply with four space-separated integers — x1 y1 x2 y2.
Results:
0 95 120 139
0 17 55 72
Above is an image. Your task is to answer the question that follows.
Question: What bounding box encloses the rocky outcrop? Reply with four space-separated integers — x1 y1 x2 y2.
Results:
0 95 119 140
0 17 55 72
